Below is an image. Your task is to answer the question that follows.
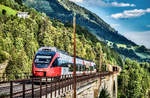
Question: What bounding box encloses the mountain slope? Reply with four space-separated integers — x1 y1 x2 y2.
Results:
24 0 150 62
24 0 135 45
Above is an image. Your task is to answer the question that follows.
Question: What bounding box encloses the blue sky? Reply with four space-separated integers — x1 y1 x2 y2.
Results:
70 0 150 48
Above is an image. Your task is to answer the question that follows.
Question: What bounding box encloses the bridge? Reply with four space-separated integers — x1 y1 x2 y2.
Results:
0 66 121 98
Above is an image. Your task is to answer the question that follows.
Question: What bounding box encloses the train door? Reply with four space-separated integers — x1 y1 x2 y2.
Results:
61 63 69 75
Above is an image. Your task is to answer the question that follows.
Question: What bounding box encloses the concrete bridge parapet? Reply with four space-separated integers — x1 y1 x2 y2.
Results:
62 73 118 98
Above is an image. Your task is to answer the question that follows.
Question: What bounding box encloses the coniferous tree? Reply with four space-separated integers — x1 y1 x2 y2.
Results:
15 0 22 5
99 87 111 98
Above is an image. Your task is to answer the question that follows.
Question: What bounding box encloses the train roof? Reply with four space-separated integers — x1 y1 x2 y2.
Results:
38 47 68 55
38 47 96 64
38 47 56 52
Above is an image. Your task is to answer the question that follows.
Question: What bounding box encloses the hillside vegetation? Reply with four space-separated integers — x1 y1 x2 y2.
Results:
0 0 122 79
0 4 17 16
118 59 150 98
0 0 150 98
107 41 150 62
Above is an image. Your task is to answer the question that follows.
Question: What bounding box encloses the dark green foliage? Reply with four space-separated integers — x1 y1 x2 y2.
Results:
115 47 140 60
118 58 150 98
0 0 5 3
136 45 148 52
0 93 10 98
2 9 6 15
99 87 111 98
135 45 150 55
0 49 9 63
15 0 22 5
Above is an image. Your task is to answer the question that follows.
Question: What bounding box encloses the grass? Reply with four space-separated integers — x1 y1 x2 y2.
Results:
0 93 10 98
135 52 150 59
107 41 113 46
117 44 127 48
0 4 17 16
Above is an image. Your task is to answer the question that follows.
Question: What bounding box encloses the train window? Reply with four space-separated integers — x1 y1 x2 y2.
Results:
86 65 89 71
94 65 96 69
35 55 52 64
80 66 83 71
34 54 54 68
80 65 82 71
86 67 89 71
89 66 91 71
60 63 68 67
69 64 73 72
76 65 79 71
51 58 58 67
82 66 86 71
77 65 81 71
89 66 93 71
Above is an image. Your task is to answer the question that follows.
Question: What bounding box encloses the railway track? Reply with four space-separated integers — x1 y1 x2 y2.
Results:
0 81 38 96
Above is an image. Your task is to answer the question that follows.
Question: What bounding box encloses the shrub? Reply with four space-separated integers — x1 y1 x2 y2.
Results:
2 9 6 15
0 50 9 63
99 87 111 98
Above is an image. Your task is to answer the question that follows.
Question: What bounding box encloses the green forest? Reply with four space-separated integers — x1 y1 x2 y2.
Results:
0 0 150 98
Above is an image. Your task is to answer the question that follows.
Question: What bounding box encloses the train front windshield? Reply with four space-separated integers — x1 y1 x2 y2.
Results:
34 52 55 68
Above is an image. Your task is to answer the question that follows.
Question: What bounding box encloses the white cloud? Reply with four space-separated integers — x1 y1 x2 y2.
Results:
111 8 150 19
70 0 136 7
123 31 150 48
111 24 120 28
69 0 84 3
111 2 135 7
146 25 150 28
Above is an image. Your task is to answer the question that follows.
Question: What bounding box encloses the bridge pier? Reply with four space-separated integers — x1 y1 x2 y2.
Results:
99 74 118 98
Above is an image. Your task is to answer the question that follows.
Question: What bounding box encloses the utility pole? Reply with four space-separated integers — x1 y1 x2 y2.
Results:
99 47 103 92
73 15 76 98
99 47 103 72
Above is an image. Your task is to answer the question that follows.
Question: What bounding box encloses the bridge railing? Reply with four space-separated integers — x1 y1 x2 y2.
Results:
0 71 119 98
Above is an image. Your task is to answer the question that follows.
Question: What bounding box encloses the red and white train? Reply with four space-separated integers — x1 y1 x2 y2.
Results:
32 47 96 77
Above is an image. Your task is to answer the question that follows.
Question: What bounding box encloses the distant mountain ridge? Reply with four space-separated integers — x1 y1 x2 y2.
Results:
24 0 150 62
